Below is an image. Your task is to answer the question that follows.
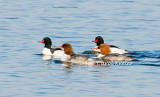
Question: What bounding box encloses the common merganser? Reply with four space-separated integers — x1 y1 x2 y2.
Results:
38 37 64 57
97 44 135 62
92 36 129 54
57 43 97 65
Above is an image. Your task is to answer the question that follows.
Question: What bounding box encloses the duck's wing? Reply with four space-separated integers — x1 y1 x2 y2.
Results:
109 45 119 48
102 54 134 62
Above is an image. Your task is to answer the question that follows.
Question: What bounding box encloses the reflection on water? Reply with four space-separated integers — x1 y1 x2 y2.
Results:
1 0 160 96
42 55 52 61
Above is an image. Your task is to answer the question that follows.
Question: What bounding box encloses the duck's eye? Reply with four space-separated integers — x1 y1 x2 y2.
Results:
62 45 66 47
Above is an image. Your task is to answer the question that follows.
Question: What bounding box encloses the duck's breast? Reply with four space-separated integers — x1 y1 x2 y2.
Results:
42 48 52 55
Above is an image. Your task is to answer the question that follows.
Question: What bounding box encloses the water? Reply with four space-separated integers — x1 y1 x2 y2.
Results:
0 0 160 96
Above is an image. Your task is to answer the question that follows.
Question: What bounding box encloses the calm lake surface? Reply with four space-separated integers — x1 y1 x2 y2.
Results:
0 0 160 97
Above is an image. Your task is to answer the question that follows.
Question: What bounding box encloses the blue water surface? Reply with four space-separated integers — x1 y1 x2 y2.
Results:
0 0 160 97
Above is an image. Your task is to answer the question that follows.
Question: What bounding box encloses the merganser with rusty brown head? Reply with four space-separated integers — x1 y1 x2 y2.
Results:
57 43 97 65
92 36 129 54
97 44 135 62
38 37 64 57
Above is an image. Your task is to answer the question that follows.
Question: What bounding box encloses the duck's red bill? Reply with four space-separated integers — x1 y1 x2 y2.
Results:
92 47 98 50
55 46 63 49
38 40 44 43
92 39 98 43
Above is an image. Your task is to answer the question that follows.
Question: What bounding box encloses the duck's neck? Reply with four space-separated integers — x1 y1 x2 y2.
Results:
97 40 104 46
100 48 110 55
64 47 74 55
45 43 51 49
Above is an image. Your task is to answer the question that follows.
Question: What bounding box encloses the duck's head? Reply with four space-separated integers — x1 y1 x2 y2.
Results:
57 43 74 55
92 36 104 46
38 37 52 49
98 43 111 55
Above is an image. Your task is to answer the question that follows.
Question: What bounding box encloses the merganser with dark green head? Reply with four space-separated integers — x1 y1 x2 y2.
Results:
38 37 64 56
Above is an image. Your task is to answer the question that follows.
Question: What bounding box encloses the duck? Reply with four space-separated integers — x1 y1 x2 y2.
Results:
56 43 97 65
38 37 64 57
92 36 129 54
97 44 135 62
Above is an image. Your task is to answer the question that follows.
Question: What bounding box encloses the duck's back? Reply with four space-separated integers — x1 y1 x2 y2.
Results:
70 54 89 62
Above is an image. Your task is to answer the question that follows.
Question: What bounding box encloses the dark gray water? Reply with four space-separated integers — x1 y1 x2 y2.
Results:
0 0 160 97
